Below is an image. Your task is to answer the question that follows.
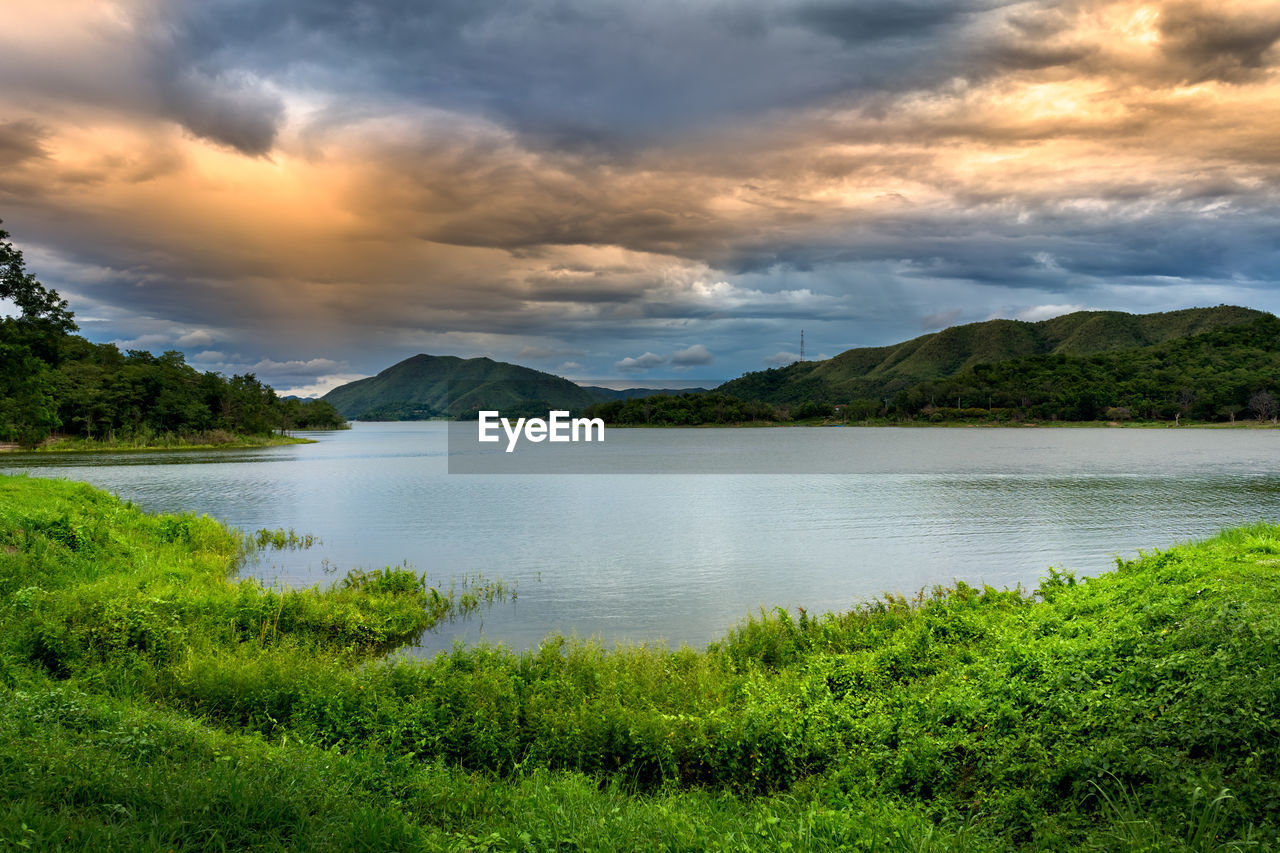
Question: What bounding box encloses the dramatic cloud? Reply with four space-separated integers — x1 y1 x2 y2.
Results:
2 0 1279 385
0 121 49 169
160 71 284 157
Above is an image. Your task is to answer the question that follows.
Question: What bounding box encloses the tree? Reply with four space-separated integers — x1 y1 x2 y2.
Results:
0 223 77 364
0 223 80 444
0 342 60 445
1249 389 1277 423
0 226 349 443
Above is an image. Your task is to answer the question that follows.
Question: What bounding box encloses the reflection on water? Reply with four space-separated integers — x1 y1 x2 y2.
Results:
5 423 1280 652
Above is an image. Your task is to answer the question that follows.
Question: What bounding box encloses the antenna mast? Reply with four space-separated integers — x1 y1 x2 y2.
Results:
800 330 805 362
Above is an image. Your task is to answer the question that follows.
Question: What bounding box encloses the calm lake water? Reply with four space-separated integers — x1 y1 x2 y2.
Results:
5 422 1280 653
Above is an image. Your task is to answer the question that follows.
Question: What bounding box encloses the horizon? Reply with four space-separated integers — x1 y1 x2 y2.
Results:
4 1 1280 395
307 301 1270 399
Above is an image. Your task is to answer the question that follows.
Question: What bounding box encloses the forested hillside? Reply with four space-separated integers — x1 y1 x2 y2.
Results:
636 308 1280 426
0 226 345 447
885 314 1280 422
719 306 1269 405
321 353 602 419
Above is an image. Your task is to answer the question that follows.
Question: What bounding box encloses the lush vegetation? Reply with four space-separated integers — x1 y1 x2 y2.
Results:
26 431 319 453
585 392 825 425
0 225 346 448
316 305 1280 428
859 314 1277 423
718 306 1268 406
321 354 603 420
2 473 1278 850
321 354 700 421
606 310 1280 427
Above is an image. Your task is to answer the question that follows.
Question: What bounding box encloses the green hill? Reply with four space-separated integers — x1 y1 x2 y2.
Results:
893 313 1280 421
320 354 602 420
719 305 1269 404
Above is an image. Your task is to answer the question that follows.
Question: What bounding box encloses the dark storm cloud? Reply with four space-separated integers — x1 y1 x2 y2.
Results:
0 8 285 161
792 0 977 44
892 211 1280 289
158 71 285 157
1158 2 1280 83
157 0 1017 152
0 122 49 169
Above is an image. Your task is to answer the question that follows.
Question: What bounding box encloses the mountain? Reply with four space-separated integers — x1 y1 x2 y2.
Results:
717 305 1270 404
893 313 1280 421
321 354 601 420
322 306 1270 422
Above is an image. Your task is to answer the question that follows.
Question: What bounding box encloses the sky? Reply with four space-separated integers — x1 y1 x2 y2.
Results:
2 0 1279 395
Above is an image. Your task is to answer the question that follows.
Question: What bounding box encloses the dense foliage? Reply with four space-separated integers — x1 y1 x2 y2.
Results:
2 474 1277 850
882 315 1280 422
611 314 1280 426
0 226 345 446
585 392 829 425
321 356 703 421
718 306 1269 406
321 353 601 420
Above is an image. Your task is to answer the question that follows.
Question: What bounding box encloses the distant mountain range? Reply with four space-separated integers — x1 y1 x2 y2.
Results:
716 305 1269 404
322 306 1272 420
320 354 703 420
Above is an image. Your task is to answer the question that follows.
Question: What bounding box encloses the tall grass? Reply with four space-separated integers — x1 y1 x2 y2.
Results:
1 474 1278 850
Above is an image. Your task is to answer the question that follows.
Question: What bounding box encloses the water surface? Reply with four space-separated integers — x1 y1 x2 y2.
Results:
5 423 1279 652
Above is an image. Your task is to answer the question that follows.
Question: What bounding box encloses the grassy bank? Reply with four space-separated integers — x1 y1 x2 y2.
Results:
1 475 1277 850
7 431 318 453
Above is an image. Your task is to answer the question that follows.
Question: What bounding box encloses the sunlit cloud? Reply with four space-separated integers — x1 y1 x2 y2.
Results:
1 0 1278 383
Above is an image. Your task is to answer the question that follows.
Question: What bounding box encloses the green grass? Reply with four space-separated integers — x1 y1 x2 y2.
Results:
1 473 1277 850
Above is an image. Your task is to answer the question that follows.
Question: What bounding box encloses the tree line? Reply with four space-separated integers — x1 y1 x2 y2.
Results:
589 316 1280 426
0 225 345 447
583 393 830 425
876 316 1280 423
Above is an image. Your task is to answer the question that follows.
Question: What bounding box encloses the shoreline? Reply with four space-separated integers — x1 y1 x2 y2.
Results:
354 418 1280 429
571 419 1280 430
0 433 318 454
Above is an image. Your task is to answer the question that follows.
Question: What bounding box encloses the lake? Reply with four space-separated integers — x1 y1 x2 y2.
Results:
5 422 1280 653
